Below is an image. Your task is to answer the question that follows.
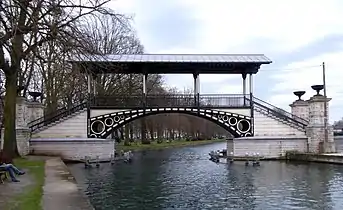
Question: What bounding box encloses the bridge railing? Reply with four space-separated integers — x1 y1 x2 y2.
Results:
29 102 88 132
251 97 309 126
90 94 251 108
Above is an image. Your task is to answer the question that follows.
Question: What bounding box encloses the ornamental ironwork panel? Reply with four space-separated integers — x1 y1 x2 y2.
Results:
90 94 251 108
88 108 253 139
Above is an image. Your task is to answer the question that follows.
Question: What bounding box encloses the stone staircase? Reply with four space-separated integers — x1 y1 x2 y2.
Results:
252 97 308 132
28 102 87 134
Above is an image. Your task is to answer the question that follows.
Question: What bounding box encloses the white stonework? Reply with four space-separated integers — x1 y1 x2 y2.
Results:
27 101 44 123
306 95 335 153
232 136 308 158
253 111 306 136
16 97 29 129
30 138 115 161
16 128 30 156
290 100 309 121
1 97 33 156
31 111 87 138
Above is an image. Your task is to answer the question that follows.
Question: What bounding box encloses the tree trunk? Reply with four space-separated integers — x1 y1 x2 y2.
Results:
124 125 130 146
141 118 149 144
3 72 19 158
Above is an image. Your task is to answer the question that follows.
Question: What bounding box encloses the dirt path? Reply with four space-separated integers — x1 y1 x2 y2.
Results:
0 166 34 209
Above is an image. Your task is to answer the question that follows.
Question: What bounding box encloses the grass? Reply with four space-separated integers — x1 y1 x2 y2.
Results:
5 158 45 210
116 138 226 151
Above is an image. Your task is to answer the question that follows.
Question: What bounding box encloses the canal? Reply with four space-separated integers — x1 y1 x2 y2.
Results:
68 142 343 210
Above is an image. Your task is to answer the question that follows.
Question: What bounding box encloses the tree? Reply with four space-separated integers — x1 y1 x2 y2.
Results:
0 0 119 157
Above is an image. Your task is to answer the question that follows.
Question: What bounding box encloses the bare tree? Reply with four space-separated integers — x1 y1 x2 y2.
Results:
0 0 121 157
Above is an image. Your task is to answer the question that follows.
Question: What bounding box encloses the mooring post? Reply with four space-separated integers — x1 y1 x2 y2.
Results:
84 156 91 169
229 152 234 164
96 156 100 168
255 152 261 166
110 154 115 165
252 152 257 166
245 152 249 166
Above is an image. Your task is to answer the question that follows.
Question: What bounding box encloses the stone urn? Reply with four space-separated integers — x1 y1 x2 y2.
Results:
29 91 42 102
293 91 306 100
311 85 324 96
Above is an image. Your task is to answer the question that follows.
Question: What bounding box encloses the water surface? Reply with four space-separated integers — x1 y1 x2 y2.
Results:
69 142 343 210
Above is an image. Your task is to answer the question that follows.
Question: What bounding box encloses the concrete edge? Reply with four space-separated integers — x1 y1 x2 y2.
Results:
55 158 95 210
30 138 114 143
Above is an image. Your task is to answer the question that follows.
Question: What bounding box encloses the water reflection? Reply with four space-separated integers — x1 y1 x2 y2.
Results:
68 143 343 210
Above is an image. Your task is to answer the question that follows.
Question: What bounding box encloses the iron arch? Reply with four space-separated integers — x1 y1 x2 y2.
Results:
88 108 253 139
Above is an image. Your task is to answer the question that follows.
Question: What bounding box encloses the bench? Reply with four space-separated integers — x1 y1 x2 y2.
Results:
0 168 7 184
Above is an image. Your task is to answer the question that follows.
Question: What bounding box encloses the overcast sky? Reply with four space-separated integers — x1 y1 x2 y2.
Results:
110 0 343 123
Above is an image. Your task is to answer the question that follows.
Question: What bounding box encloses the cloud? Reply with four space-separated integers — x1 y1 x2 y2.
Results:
108 0 343 122
268 51 343 122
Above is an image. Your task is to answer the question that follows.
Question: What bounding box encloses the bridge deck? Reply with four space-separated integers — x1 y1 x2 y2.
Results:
90 94 251 109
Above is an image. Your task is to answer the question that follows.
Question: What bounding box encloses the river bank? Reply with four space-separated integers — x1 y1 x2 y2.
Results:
116 139 226 152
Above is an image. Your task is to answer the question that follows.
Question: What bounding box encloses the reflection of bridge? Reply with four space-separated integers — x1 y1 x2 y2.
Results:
19 53 334 161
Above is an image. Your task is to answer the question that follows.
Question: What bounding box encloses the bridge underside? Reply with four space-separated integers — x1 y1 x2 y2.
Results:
88 107 253 139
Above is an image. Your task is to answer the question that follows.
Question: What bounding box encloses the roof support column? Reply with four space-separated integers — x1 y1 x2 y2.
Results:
141 73 148 144
249 73 254 122
193 73 200 107
92 74 97 95
142 73 147 96
242 73 247 106
87 74 91 94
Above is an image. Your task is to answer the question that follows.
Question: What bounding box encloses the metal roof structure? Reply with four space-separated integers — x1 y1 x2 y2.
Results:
70 54 272 74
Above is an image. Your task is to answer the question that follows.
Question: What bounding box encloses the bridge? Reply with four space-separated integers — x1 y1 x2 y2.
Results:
27 54 309 140
9 53 335 161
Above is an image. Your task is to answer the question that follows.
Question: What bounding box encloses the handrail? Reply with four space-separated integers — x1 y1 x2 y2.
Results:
28 106 67 127
29 102 87 132
91 94 250 108
252 97 309 125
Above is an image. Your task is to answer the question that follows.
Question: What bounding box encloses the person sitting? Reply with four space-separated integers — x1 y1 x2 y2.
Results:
0 150 25 182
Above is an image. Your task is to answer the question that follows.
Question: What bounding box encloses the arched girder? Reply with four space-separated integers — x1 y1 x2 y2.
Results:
88 108 253 139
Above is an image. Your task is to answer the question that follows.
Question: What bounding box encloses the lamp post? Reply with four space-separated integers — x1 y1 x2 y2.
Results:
322 62 328 151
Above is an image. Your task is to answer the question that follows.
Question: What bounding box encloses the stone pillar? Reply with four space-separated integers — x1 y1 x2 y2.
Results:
27 101 44 124
290 100 309 121
290 91 309 121
306 94 335 153
16 97 30 156
1 97 32 155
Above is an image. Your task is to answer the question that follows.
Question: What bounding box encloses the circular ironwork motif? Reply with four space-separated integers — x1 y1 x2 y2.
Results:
245 132 252 137
90 120 105 135
114 116 121 122
237 119 251 133
104 117 114 127
228 117 238 126
120 115 125 120
222 115 229 122
89 134 98 138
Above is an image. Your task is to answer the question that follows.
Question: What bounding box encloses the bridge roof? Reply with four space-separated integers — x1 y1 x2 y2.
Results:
70 54 272 74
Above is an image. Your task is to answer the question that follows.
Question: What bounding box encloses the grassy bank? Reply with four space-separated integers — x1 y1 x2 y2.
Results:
6 158 45 210
116 139 226 151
